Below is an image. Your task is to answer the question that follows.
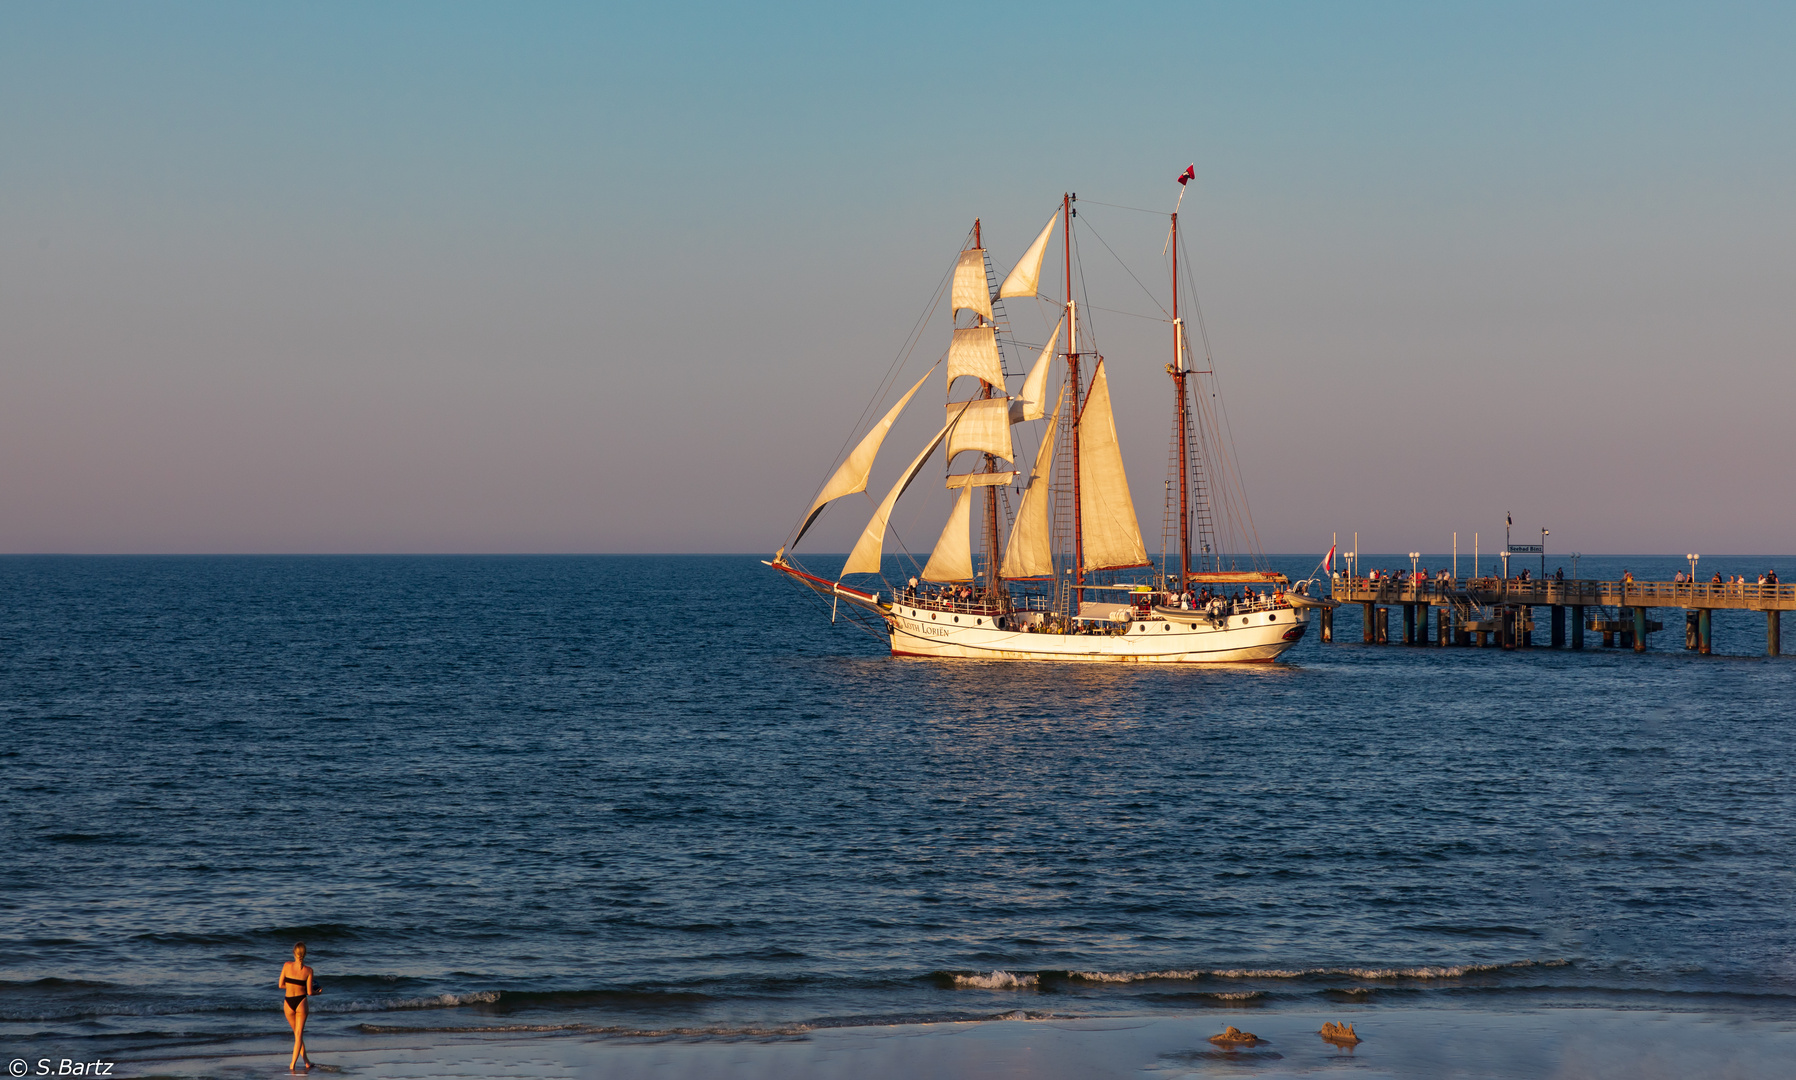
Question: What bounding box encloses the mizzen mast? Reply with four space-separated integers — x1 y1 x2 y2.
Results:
1170 208 1192 589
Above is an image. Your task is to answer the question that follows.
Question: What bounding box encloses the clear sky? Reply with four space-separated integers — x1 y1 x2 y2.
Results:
3 2 1792 555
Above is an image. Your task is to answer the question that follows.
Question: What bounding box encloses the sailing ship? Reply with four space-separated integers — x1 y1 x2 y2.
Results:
768 177 1312 663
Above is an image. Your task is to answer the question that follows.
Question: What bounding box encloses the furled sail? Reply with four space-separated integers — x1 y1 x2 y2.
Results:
792 362 937 548
998 212 1058 299
1008 316 1062 424
1077 361 1150 571
945 471 1017 488
920 484 975 582
947 326 1004 390
839 417 957 577
945 397 1013 463
951 248 992 322
1000 385 1063 579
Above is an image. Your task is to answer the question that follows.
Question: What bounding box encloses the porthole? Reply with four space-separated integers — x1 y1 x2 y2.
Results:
1268 614 1277 622
1162 624 1170 631
931 613 936 620
1240 617 1248 625
975 618 982 625
954 616 959 623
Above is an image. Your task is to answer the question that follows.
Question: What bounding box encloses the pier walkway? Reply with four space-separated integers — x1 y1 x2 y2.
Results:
1324 576 1791 655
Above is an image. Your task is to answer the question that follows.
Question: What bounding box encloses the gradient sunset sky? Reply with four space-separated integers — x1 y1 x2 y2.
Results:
4 2 1792 555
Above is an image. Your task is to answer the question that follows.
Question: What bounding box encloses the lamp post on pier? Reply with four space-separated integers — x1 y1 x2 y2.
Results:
1687 554 1700 584
1541 528 1549 580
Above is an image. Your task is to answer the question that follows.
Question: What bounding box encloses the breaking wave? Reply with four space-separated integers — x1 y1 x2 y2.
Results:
942 970 1040 989
1064 960 1569 983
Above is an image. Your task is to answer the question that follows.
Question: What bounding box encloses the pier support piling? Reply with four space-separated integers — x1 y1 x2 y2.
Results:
1633 606 1648 653
1376 607 1389 644
1571 606 1585 650
1686 611 1700 650
1320 605 1333 643
1362 602 1375 644
1403 604 1416 645
1551 606 1565 648
1699 609 1712 655
1770 611 1782 656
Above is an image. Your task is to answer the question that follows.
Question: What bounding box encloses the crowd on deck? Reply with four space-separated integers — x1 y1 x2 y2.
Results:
1146 583 1290 614
894 576 1301 630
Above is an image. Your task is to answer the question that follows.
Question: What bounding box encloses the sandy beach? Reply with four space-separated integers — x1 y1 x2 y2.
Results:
102 1006 1795 1079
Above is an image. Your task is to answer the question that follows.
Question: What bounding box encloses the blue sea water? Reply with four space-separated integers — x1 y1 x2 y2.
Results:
1 553 1792 1061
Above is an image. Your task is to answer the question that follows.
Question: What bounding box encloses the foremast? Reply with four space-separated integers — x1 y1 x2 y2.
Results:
975 219 1004 603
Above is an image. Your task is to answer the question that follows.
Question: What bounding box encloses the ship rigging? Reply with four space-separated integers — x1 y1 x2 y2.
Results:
768 173 1310 663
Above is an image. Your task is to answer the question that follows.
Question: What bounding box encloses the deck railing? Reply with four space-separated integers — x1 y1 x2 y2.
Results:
894 591 1058 616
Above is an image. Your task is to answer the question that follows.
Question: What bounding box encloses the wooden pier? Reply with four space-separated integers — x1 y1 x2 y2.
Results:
1322 576 1791 655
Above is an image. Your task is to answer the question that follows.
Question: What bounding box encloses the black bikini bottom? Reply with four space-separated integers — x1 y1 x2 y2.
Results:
285 995 306 1010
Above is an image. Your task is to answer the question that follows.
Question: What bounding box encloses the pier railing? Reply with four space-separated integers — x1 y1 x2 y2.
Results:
1329 576 1796 611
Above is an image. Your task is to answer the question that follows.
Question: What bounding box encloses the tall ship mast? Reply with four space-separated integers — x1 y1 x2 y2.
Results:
769 172 1312 663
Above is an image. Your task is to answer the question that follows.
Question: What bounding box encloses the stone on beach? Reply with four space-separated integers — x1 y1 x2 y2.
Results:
1208 1025 1264 1046
1320 1020 1361 1045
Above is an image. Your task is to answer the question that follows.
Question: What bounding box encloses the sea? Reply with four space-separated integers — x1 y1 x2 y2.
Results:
2 553 1792 1062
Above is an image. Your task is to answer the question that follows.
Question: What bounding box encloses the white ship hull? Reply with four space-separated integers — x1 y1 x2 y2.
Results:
885 601 1309 663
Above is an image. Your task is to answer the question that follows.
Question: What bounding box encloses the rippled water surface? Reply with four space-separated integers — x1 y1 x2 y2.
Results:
2 554 1792 1055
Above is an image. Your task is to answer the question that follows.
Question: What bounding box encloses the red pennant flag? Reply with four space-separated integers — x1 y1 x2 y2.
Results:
1177 165 1195 186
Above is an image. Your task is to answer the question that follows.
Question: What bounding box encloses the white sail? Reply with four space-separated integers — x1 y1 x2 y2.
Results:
840 417 956 577
1008 316 1062 424
947 326 1005 390
920 484 976 582
998 212 1058 299
951 248 992 321
793 362 937 548
945 397 1013 464
1000 385 1062 579
1077 361 1150 571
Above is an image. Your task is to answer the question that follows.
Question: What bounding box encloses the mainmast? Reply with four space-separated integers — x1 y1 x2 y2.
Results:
1171 210 1192 587
1064 192 1084 613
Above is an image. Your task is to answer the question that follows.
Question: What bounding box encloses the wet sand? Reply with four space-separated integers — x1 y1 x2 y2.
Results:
121 1006 1796 1078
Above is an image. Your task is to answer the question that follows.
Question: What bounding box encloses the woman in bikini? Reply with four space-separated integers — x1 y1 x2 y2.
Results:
279 941 315 1071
